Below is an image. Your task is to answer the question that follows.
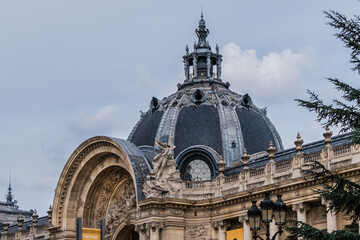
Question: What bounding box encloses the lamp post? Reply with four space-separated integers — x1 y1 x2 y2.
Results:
247 193 287 240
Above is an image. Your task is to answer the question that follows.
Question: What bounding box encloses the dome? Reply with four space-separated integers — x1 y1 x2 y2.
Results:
127 15 283 181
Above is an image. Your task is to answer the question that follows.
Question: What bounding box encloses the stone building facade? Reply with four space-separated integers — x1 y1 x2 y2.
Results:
1 15 360 240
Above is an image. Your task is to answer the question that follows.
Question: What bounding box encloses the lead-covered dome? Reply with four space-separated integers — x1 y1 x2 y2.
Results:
127 15 283 181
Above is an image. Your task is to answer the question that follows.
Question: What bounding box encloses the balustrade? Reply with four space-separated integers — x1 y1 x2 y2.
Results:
333 144 351 156
180 139 358 200
275 160 292 173
304 152 321 163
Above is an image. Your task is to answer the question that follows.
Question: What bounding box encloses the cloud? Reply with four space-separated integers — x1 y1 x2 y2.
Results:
129 64 178 97
42 105 123 165
67 105 120 136
221 43 316 102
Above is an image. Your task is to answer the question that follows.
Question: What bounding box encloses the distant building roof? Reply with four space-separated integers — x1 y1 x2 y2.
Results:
0 183 33 224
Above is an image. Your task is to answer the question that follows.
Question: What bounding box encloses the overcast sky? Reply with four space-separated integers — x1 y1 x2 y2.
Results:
0 1 359 216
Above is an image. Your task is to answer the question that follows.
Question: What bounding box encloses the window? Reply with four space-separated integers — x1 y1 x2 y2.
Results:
183 159 211 181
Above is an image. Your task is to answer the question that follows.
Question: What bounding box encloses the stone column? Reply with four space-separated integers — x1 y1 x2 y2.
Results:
184 58 189 80
216 55 222 80
292 203 308 223
149 222 163 240
239 214 252 240
292 203 309 240
193 56 197 78
270 221 279 240
206 53 211 77
322 199 337 232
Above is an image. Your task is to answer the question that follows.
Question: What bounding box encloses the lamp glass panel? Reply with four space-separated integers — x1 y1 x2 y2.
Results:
280 210 286 224
261 208 273 222
274 209 286 225
249 215 255 229
254 215 261 230
274 210 280 224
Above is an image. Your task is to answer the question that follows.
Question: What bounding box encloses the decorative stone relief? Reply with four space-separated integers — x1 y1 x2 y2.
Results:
135 223 149 240
95 173 124 225
211 220 229 231
130 155 150 193
56 139 123 226
292 202 310 214
169 208 183 216
185 224 208 240
238 214 248 223
149 221 164 232
105 179 136 238
143 136 182 198
83 168 129 228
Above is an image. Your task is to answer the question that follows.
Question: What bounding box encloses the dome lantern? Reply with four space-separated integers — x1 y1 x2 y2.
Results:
182 14 225 89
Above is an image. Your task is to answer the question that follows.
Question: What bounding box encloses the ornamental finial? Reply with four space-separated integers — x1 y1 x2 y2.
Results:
195 13 209 48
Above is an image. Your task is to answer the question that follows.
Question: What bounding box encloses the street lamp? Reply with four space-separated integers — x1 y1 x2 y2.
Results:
247 192 287 240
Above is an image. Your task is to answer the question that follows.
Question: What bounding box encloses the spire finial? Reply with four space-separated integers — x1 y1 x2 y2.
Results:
201 4 203 18
6 169 13 204
195 12 209 49
267 141 276 160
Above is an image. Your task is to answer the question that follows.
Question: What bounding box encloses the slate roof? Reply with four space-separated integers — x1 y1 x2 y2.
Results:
0 216 48 235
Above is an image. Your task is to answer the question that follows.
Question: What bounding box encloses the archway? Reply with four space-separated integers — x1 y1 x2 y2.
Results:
115 225 139 240
52 137 151 239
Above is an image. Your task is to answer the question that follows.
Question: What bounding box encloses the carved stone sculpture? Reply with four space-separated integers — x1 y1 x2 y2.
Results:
143 136 182 198
105 179 136 238
185 224 208 240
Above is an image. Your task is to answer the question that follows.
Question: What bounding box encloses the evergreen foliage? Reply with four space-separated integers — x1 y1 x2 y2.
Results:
295 11 360 144
286 159 360 239
287 10 360 239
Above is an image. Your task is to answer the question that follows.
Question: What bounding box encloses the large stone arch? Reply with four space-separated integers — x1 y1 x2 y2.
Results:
52 136 151 239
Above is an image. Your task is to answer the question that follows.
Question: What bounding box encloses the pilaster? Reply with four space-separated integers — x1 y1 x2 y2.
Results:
238 214 251 240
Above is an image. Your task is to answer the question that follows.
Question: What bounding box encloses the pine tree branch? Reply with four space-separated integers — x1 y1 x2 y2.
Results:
290 9 360 240
325 11 360 73
295 78 360 144
328 78 360 105
286 220 330 239
286 220 360 240
304 160 360 221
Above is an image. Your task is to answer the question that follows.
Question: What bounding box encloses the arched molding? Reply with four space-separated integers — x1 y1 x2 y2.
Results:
111 223 138 240
52 136 151 237
80 163 133 228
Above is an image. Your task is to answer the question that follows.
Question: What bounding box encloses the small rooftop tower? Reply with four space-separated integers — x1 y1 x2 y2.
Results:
181 14 226 89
